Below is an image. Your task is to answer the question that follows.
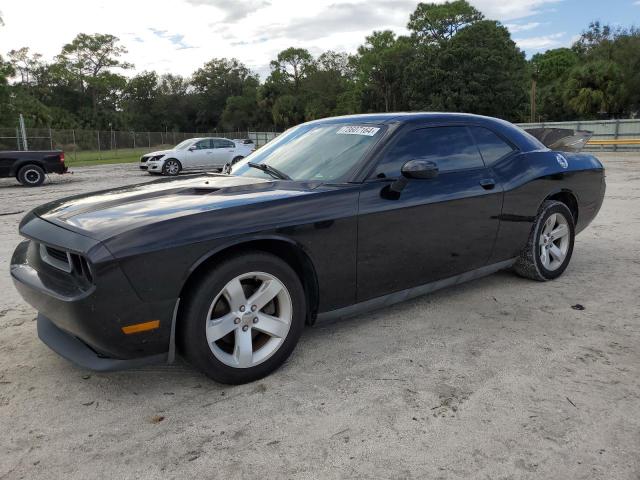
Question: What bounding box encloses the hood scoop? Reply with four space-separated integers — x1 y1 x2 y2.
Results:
188 187 222 195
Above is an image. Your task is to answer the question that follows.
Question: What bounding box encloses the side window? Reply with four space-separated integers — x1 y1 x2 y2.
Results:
216 140 235 149
373 126 484 178
469 126 515 165
195 139 212 150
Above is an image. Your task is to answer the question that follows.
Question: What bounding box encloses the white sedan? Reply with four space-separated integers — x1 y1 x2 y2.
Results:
140 137 255 176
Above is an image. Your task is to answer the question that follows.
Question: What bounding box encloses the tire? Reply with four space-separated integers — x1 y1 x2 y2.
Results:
162 159 181 176
17 164 45 187
514 200 575 281
178 251 306 384
231 156 244 165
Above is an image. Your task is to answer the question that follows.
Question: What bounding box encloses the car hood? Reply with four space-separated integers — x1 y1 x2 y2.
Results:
143 149 173 158
32 174 318 241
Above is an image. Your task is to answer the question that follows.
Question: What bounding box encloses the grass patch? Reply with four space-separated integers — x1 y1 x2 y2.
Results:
64 147 171 167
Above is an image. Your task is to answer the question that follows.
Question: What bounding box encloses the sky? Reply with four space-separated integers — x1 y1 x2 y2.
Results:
0 0 638 79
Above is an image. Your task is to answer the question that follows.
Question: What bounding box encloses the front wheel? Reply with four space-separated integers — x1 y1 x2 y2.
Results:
514 200 575 281
178 252 306 384
162 159 181 176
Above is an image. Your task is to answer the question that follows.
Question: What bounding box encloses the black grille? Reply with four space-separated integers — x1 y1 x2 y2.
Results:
39 243 94 286
70 254 94 284
46 246 68 263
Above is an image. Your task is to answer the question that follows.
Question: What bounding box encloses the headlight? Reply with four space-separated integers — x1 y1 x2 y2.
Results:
149 155 165 162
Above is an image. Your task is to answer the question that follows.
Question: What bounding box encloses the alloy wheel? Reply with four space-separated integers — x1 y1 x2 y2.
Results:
205 271 292 368
165 160 180 175
539 212 570 271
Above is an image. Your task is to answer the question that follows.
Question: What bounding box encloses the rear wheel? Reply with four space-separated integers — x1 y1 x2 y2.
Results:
162 159 181 176
179 252 306 384
514 200 575 281
17 164 45 187
231 156 244 165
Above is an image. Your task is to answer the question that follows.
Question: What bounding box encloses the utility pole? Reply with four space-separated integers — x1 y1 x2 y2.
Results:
530 65 539 123
19 114 28 150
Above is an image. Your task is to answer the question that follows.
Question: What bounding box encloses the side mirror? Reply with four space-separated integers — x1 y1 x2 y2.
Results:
188 145 197 152
385 159 439 197
401 159 439 179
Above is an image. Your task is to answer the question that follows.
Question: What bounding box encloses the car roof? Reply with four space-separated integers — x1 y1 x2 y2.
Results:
308 111 507 125
307 112 545 152
189 137 234 141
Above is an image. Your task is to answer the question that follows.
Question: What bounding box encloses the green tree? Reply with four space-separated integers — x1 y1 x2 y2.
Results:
7 47 43 84
121 71 159 130
408 0 483 44
434 20 528 120
191 58 258 130
610 28 640 114
221 95 257 131
302 51 355 119
272 94 304 129
56 33 132 126
270 47 315 91
573 21 616 55
155 74 198 132
530 48 579 120
355 31 413 112
564 23 640 118
220 75 265 130
564 61 625 117
0 55 15 125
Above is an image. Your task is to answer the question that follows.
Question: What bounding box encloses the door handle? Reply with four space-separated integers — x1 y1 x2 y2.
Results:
479 179 496 190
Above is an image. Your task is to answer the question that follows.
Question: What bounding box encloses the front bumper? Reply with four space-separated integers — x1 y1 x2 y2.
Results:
141 161 162 172
38 313 166 371
11 220 176 362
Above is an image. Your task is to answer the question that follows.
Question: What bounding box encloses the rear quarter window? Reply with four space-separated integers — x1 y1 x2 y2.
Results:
469 126 515 165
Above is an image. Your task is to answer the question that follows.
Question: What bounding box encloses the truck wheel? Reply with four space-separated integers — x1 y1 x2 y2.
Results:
178 251 306 384
17 164 45 187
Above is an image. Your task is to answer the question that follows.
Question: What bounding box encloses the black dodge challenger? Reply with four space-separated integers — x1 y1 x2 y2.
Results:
10 113 606 384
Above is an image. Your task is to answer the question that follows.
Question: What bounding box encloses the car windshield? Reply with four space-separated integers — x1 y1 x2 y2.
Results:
230 123 385 182
175 139 196 150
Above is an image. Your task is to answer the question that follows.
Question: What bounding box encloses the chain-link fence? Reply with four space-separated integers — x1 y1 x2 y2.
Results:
0 128 282 164
2 120 637 165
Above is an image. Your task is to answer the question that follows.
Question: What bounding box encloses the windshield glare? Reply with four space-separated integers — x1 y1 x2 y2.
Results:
231 124 384 182
175 139 196 150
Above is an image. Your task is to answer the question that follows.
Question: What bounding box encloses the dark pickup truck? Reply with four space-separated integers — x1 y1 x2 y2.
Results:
0 150 68 186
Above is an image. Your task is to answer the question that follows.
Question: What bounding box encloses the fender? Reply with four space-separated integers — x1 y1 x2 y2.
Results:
10 159 45 177
181 233 316 285
539 186 580 214
167 233 321 363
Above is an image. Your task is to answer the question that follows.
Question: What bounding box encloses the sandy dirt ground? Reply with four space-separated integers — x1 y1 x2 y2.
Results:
0 154 639 479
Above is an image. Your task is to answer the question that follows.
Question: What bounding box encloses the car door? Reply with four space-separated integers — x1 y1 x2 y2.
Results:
184 139 213 170
211 139 237 167
356 125 503 302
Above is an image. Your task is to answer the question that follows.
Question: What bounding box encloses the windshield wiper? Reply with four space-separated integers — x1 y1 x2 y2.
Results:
247 162 292 180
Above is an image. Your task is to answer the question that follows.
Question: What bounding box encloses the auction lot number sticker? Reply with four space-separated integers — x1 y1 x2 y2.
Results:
337 126 380 136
